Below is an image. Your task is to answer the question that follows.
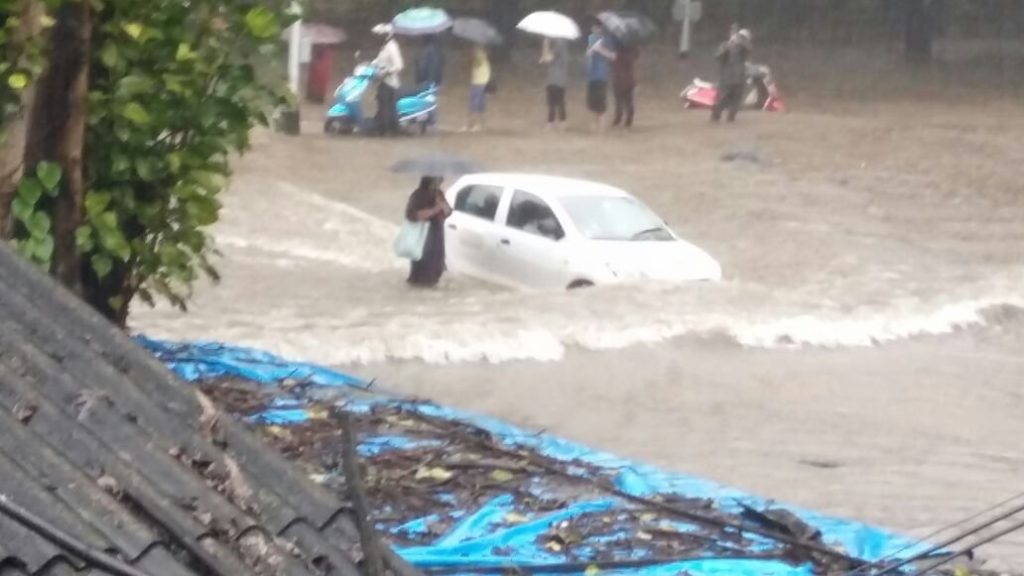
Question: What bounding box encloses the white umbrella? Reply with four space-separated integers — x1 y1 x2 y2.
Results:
516 11 581 40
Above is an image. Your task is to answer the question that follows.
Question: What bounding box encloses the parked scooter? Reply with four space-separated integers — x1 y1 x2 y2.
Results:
324 62 438 135
680 63 784 112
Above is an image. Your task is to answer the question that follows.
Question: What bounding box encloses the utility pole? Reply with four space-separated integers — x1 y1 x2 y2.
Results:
280 1 302 135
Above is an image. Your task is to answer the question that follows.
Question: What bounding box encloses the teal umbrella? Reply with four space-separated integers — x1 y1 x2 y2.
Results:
392 7 453 36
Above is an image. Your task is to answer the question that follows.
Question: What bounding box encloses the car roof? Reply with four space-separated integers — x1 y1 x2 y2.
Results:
453 173 632 199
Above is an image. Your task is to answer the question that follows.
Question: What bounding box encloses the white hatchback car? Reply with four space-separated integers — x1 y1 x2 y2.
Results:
443 173 722 290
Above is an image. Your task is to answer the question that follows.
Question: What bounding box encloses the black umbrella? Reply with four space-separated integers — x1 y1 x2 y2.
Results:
597 10 657 46
390 152 481 177
452 17 503 45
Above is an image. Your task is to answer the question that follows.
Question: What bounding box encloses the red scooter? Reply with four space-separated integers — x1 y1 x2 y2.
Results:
681 63 785 112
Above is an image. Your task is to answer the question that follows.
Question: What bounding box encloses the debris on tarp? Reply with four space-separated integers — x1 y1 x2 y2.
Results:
141 338 936 576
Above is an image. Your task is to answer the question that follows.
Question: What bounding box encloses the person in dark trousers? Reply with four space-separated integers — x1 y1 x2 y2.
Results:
372 24 403 136
414 35 444 127
414 34 445 86
585 21 616 132
711 26 751 123
540 37 569 130
611 39 639 129
404 176 452 287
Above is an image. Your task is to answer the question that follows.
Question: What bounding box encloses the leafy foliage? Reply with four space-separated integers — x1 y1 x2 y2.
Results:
0 0 59 129
12 160 60 265
81 0 294 313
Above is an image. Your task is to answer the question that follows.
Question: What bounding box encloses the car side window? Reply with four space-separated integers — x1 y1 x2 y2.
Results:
506 190 564 241
453 185 502 221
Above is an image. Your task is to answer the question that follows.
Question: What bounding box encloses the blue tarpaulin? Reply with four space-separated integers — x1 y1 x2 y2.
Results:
140 337 930 575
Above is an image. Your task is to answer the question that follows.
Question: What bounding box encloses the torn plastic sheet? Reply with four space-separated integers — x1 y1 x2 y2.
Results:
139 337 932 575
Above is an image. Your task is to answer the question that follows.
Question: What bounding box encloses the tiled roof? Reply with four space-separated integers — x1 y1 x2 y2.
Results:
0 244 415 576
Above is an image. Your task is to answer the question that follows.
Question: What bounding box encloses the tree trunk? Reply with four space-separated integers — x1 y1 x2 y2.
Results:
23 0 91 293
905 0 934 64
0 0 44 238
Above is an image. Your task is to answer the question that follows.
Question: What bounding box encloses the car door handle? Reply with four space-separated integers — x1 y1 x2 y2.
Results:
447 223 457 230
500 238 510 245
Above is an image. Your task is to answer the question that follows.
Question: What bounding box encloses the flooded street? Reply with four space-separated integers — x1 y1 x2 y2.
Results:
133 49 1024 567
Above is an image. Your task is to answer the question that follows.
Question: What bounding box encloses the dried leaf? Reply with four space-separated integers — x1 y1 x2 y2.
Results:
414 467 454 482
544 540 563 553
504 512 528 525
265 425 290 439
97 474 120 495
639 512 659 523
490 469 515 483
13 401 37 424
306 405 329 420
636 530 653 541
585 565 601 576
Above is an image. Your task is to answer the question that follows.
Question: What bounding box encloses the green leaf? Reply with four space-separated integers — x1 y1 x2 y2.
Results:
187 196 220 226
121 101 151 125
175 43 195 62
27 211 50 237
36 161 61 192
245 7 280 39
134 157 158 181
16 177 43 204
91 253 113 279
75 226 94 252
7 72 28 90
11 197 32 223
116 75 154 97
95 218 130 261
85 191 111 217
111 153 131 175
122 22 144 40
100 42 119 69
32 234 54 263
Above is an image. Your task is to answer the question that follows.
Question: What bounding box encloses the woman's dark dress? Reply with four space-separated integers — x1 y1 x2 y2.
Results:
405 188 446 286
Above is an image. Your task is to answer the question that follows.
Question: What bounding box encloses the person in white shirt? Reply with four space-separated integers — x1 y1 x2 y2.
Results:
371 24 404 136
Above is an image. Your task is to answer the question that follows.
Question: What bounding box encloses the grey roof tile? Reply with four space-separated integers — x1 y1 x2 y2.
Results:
0 241 403 576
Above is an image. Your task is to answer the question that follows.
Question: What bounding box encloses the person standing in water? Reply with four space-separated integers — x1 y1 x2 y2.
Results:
540 37 569 130
372 24 404 136
610 39 639 129
585 21 616 133
404 176 452 287
711 25 751 123
464 44 491 132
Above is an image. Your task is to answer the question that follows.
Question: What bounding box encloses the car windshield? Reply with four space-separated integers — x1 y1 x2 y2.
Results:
560 195 674 241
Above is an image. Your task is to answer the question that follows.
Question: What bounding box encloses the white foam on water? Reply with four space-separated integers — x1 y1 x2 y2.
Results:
132 182 1024 366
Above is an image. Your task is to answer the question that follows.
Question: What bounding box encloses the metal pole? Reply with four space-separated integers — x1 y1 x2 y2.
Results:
288 2 302 97
679 1 692 56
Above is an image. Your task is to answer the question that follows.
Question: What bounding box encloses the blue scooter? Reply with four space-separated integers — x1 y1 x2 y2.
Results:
324 62 438 135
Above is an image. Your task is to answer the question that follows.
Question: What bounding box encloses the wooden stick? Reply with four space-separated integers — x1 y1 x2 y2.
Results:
339 409 386 576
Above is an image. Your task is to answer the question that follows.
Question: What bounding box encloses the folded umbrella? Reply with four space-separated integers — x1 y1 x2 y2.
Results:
392 7 453 36
597 10 657 45
516 11 581 40
390 153 481 177
452 17 503 46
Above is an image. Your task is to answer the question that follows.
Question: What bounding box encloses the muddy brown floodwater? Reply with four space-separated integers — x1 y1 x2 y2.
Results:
134 45 1024 570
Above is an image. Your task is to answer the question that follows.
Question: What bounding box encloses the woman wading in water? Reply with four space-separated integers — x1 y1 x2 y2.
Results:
404 176 452 287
